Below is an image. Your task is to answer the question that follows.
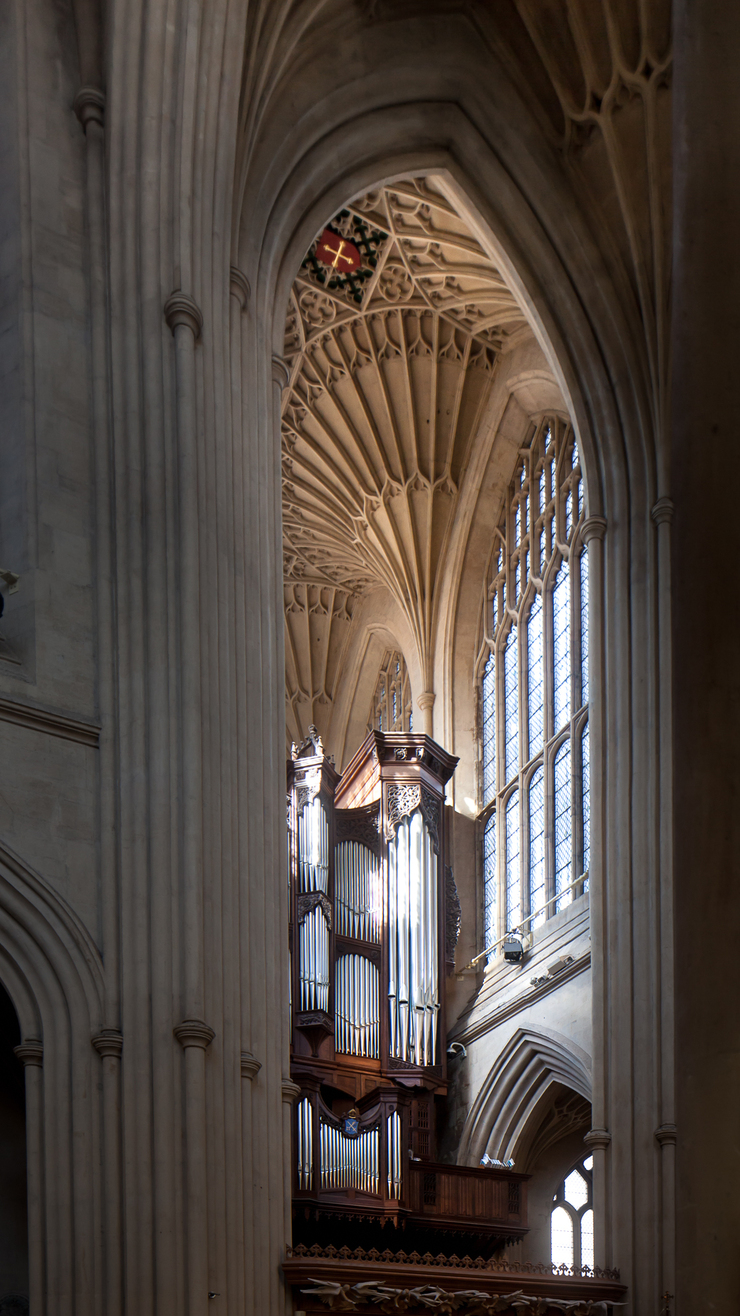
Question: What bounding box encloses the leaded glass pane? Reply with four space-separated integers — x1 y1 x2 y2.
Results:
553 561 571 731
581 720 590 890
504 629 519 783
483 812 496 961
565 488 573 538
554 740 572 911
551 1207 574 1268
527 595 544 758
581 1210 594 1269
580 547 589 707
528 767 545 928
505 791 521 930
564 1169 588 1210
539 467 546 516
482 652 496 804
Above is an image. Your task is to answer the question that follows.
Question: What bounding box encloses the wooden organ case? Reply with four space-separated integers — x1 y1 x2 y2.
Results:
288 729 529 1256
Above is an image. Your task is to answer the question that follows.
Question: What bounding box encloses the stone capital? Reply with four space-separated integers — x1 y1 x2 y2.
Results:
14 1039 43 1068
73 86 105 131
583 1126 611 1151
282 1078 302 1103
655 1121 677 1147
581 515 607 545
272 354 290 390
164 292 203 340
241 1051 261 1080
173 1019 215 1050
417 691 435 712
230 267 250 310
651 496 674 526
92 1030 123 1059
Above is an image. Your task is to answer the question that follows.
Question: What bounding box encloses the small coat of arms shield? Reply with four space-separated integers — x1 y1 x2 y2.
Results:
343 1109 360 1136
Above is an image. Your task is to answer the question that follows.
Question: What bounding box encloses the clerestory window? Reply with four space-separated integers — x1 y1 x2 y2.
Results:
479 418 590 959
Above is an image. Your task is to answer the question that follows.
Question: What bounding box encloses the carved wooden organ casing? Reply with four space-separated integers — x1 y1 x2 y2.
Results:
288 731 463 1216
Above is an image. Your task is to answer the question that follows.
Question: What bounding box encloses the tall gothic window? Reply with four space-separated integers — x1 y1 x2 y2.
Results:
369 651 413 734
479 419 589 957
551 1155 594 1269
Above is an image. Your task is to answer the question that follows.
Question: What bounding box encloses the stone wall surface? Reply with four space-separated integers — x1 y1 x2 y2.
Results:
1 1 735 1314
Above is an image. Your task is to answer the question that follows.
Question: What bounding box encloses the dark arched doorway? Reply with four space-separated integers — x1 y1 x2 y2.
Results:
0 982 28 1309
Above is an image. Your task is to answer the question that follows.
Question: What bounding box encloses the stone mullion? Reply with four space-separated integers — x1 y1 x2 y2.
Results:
580 515 608 1268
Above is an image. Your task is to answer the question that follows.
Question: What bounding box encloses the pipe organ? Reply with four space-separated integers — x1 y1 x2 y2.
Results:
288 729 529 1254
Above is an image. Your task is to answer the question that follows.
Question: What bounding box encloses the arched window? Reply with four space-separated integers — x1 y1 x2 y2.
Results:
551 1155 594 1269
479 419 589 956
369 650 413 733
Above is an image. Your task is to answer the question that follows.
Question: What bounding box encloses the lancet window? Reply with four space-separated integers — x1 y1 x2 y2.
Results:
479 418 590 957
369 651 413 734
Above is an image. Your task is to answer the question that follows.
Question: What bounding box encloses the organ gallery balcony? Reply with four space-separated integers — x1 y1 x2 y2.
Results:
292 1085 529 1253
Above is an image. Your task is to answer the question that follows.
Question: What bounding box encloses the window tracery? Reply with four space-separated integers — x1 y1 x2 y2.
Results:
478 418 590 958
369 651 413 734
551 1155 594 1269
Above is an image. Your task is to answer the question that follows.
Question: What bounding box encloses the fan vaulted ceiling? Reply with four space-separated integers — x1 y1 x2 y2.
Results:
282 177 531 754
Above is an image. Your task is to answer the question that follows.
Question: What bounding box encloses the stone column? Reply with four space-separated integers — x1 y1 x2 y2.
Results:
174 1020 215 1316
580 515 607 1267
91 1031 123 1316
14 1040 44 1316
673 2 740 1309
281 1077 301 1305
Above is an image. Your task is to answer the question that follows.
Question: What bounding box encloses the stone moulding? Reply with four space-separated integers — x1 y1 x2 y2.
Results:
13 1040 43 1068
0 695 100 747
282 1078 302 1102
173 1019 215 1049
240 1051 261 1080
654 1122 677 1147
73 85 105 130
583 1127 611 1152
230 266 250 310
163 291 203 339
92 1030 123 1059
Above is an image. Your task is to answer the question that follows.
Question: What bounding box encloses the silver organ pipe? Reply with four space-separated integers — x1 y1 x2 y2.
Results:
299 905 329 1011
386 1111 402 1200
320 1120 379 1194
297 1098 313 1190
388 811 439 1067
335 841 380 941
298 797 329 892
335 954 379 1057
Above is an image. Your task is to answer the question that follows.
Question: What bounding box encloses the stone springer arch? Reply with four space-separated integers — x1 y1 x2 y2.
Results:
457 1027 592 1171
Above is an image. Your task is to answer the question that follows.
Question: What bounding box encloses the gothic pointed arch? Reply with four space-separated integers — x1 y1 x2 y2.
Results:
457 1026 591 1170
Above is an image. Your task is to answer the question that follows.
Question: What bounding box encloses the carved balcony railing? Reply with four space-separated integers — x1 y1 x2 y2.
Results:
292 1087 528 1244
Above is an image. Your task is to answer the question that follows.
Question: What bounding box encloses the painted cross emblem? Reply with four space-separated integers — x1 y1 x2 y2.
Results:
316 228 361 273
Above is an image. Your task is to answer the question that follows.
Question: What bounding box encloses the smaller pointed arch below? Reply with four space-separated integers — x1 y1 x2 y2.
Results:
457 1026 591 1171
